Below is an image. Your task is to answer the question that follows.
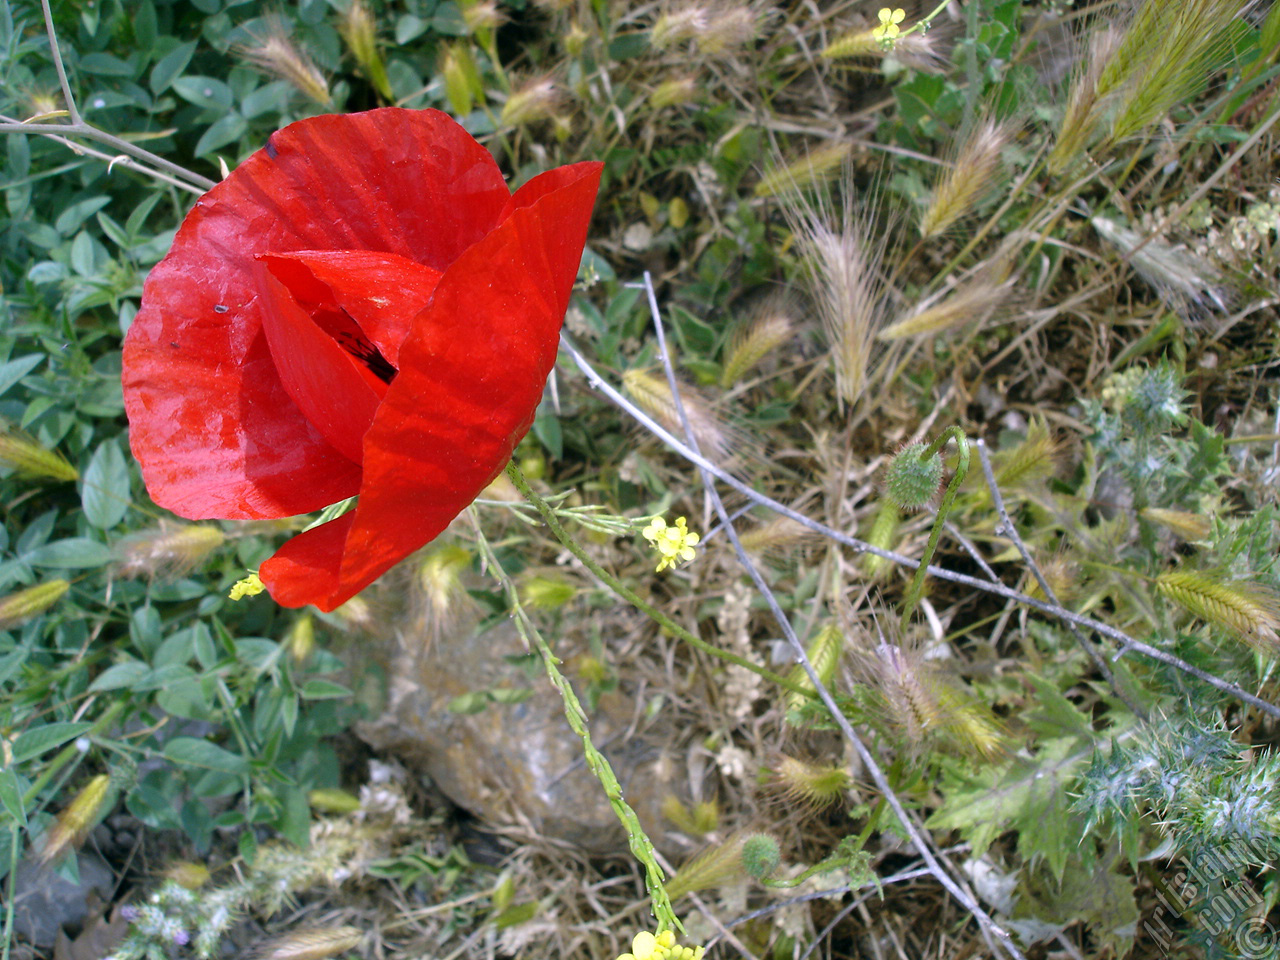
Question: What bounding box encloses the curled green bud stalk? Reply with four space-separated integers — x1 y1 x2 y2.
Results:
741 834 781 879
885 442 944 510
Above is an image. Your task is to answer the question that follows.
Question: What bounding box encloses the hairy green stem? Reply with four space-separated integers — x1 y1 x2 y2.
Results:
900 427 970 622
504 462 816 699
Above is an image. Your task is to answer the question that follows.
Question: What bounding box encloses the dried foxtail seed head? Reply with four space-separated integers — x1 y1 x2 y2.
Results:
649 76 701 109
623 369 733 462
766 753 851 809
500 77 563 127
235 19 330 104
1157 570 1280 655
0 425 78 482
113 523 225 580
0 579 70 629
753 142 849 198
254 926 364 960
720 298 796 387
920 120 1011 238
40 774 111 865
339 0 392 100
665 831 753 899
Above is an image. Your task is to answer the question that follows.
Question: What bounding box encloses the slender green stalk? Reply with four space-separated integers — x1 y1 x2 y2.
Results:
900 427 970 621
503 462 816 700
468 514 682 934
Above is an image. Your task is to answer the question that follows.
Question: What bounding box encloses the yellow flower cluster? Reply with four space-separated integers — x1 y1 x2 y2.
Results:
228 573 265 600
872 7 905 41
641 516 701 572
617 930 705 960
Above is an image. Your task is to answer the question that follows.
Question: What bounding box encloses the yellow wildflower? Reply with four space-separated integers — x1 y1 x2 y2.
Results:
872 7 905 41
229 573 265 600
617 929 705 960
641 516 701 572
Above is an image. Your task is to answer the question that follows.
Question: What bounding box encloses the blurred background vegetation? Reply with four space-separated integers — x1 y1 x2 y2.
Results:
1 0 1280 957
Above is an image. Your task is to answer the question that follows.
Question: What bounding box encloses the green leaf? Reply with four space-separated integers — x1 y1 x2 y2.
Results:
488 687 533 705
448 692 491 714
54 196 111 236
0 769 27 825
493 901 539 929
95 211 130 248
0 645 30 686
0 827 13 885
0 355 43 399
171 75 234 112
670 305 717 355
12 721 94 763
927 737 1089 882
26 538 113 569
150 40 197 95
134 1 157 51
195 114 248 158
69 230 97 277
533 406 563 460
1011 858 1137 958
163 737 250 776
299 679 353 700
279 786 311 848
241 80 292 119
396 14 428 44
80 52 136 77
156 675 217 721
431 1 468 36
82 439 131 529
124 192 165 239
1023 675 1097 743
89 660 149 692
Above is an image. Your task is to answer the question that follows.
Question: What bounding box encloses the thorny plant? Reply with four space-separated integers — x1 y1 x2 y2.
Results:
4 0 1280 958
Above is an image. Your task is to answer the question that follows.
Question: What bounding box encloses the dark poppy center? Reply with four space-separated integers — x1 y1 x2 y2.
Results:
305 303 397 386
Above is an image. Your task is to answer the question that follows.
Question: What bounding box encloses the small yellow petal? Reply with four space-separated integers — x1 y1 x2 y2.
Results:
632 932 658 960
229 573 265 600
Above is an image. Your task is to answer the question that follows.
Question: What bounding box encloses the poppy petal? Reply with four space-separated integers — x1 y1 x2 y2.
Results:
260 161 604 609
123 109 509 520
257 250 443 367
255 262 385 465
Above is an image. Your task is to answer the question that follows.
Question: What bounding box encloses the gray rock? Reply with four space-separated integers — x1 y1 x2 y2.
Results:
11 852 114 947
355 615 686 855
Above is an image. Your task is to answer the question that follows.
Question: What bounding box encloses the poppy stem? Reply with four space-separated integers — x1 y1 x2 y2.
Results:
503 462 818 701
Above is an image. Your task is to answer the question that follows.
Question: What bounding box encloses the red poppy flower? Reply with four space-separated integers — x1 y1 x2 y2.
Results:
123 108 602 611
